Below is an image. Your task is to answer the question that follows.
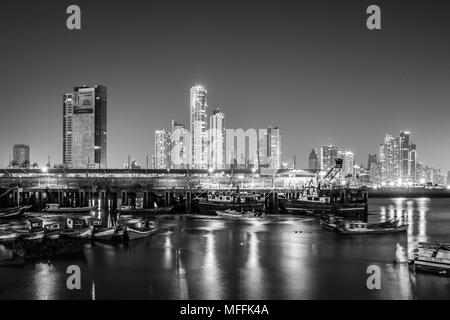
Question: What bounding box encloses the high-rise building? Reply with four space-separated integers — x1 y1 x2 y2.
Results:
399 131 410 181
63 93 74 168
446 171 450 186
257 129 269 168
154 129 171 169
308 149 320 170
170 120 188 169
409 143 417 182
13 144 30 168
338 150 355 177
380 134 400 183
268 126 281 170
367 154 377 171
209 108 225 169
190 85 208 169
320 144 338 171
66 85 107 169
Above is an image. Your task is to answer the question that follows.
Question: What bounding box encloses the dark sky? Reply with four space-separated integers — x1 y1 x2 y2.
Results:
0 0 449 170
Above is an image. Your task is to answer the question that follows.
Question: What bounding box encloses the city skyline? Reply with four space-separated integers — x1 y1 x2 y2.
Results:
1 1 449 172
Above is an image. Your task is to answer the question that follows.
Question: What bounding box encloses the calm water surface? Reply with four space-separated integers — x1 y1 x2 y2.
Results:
1 198 450 299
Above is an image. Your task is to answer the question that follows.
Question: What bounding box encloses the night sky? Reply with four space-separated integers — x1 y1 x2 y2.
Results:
0 0 449 170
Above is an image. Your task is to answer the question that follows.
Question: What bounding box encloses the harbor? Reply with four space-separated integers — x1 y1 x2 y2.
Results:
1 197 449 299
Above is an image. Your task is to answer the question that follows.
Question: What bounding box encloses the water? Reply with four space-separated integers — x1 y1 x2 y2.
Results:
1 198 450 300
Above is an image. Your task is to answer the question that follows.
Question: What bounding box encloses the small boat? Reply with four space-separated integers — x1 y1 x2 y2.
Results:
412 242 450 275
216 209 263 219
320 215 344 231
117 205 174 215
43 203 96 214
15 219 46 242
44 223 62 240
335 220 408 235
60 218 94 239
125 219 158 240
0 205 32 219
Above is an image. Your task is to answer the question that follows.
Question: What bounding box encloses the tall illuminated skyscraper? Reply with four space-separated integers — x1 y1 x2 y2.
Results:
171 120 188 169
63 93 74 168
66 85 107 169
13 144 30 168
399 131 410 182
209 108 225 169
320 144 337 171
190 85 208 169
268 126 281 170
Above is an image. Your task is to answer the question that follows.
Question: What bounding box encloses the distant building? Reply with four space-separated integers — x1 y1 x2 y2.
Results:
268 126 281 170
13 144 30 168
190 85 208 169
320 144 337 171
171 120 188 169
308 149 320 170
338 149 355 177
154 129 171 169
447 171 450 186
63 93 74 168
209 108 225 169
367 154 377 171
65 85 107 169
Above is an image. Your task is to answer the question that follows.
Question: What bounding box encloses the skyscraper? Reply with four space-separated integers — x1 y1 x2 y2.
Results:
367 154 377 171
66 85 107 169
308 148 320 170
209 108 225 169
399 131 410 182
171 120 187 169
63 93 74 168
268 126 281 170
338 149 355 176
190 85 208 169
409 143 417 182
13 144 30 168
154 129 171 169
320 144 337 171
380 133 400 183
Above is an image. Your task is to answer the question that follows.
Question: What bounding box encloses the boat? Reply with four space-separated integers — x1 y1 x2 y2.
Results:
125 219 159 240
0 205 32 219
335 220 408 235
281 159 368 216
412 242 450 275
43 203 96 214
60 218 94 239
320 216 399 231
15 219 46 242
216 209 263 219
117 205 174 215
44 223 62 240
196 192 264 215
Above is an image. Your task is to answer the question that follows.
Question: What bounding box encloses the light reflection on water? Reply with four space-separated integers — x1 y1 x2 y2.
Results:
1 198 450 299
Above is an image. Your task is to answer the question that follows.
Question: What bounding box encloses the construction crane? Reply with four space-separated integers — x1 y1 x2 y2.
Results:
306 158 343 191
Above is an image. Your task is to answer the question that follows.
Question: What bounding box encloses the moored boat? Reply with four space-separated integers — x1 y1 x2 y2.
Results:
335 220 408 235
0 230 21 243
60 218 94 239
15 219 46 242
412 242 450 275
44 223 62 240
125 219 159 240
196 192 264 215
43 203 96 214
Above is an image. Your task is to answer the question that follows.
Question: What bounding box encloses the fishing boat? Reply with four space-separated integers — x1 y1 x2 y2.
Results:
117 205 174 215
0 205 32 219
44 223 62 240
216 209 263 219
335 220 408 235
43 203 96 214
15 219 46 242
320 215 344 231
412 242 450 275
281 159 368 216
196 192 264 215
60 218 94 239
125 219 159 240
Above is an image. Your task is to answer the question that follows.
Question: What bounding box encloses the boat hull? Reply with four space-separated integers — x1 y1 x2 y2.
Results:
60 226 94 239
197 201 264 215
284 199 366 215
336 224 408 235
43 206 96 213
126 226 158 240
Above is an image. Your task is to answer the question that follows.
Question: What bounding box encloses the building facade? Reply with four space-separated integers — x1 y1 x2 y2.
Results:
13 144 30 168
171 120 188 169
308 148 320 170
154 129 171 169
190 85 208 169
65 85 107 169
209 108 225 169
320 144 338 171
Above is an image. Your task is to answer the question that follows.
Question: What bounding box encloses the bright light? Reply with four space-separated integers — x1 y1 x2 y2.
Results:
381 182 386 186
208 167 214 174
41 167 48 173
447 185 450 190
389 181 395 187
237 175 244 179
251 167 257 173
